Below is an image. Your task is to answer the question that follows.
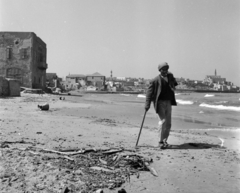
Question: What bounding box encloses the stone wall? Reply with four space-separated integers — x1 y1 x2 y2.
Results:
8 79 20 96
0 77 9 96
0 32 32 88
0 32 47 89
0 77 20 96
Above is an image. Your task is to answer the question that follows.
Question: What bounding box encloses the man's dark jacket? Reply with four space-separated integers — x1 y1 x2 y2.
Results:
145 72 178 113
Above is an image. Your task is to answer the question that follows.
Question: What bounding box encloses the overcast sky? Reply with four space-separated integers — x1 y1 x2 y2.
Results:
0 0 239 85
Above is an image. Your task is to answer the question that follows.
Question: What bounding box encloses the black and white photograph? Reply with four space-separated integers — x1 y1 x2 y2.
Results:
0 0 239 192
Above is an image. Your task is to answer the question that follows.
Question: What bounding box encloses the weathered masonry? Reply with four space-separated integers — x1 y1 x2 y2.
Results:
0 32 48 89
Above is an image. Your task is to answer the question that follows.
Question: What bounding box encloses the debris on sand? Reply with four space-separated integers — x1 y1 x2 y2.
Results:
0 145 157 193
38 103 49 111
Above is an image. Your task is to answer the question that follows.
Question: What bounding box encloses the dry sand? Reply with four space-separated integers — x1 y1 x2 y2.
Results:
0 93 239 193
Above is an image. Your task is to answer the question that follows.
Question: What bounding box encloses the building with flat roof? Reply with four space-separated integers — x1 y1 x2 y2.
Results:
0 32 48 89
86 72 105 88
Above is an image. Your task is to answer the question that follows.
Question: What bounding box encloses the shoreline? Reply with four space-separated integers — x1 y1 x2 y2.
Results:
176 89 240 93
0 94 240 192
65 89 240 95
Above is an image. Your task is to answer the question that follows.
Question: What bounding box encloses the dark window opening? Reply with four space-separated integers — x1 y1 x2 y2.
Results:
0 69 4 75
21 48 28 59
38 46 44 62
6 48 12 59
39 53 44 62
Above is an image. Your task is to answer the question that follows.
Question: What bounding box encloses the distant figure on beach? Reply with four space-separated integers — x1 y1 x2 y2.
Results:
145 62 178 149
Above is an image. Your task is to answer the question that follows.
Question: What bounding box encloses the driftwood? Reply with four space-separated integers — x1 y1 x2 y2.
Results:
40 148 88 156
143 162 158 177
99 157 108 165
102 149 124 154
28 150 74 161
90 166 115 173
38 147 158 176
0 140 35 145
1 144 158 192
63 156 74 161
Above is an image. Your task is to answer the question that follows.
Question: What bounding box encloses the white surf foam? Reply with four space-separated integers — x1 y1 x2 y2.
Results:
176 99 194 105
120 94 131 96
137 94 146 98
214 101 228 104
204 94 215 97
199 103 240 112
183 127 240 131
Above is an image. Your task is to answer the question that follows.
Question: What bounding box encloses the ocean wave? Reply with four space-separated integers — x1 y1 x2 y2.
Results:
184 127 240 131
199 103 240 112
175 93 190 96
120 94 131 96
214 101 228 104
204 94 215 97
137 94 146 98
176 99 194 105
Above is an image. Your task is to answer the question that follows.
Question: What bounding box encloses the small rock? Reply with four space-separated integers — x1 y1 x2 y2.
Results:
0 144 9 148
38 104 49 111
62 187 70 193
96 189 104 193
118 188 127 193
75 169 84 175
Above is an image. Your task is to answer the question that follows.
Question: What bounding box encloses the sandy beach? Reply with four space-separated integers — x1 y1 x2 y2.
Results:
0 93 240 193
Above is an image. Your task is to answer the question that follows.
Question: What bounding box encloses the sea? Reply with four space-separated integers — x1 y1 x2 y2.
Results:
121 92 240 149
67 91 240 148
109 92 240 131
173 92 240 129
121 92 239 129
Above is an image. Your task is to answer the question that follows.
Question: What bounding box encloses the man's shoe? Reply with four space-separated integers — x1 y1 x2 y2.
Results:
164 141 169 147
159 141 169 149
158 142 165 149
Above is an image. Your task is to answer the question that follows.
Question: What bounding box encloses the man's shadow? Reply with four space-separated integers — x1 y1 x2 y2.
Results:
137 143 224 150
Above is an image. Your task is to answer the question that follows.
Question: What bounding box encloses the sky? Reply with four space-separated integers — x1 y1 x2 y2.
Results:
0 0 239 85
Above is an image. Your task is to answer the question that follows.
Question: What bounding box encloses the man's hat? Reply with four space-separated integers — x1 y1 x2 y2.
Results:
158 62 169 71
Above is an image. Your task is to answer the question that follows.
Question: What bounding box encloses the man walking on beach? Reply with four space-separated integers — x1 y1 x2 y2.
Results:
145 62 178 149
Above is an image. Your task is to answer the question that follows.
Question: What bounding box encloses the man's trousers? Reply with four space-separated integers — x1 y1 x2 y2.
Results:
157 100 172 143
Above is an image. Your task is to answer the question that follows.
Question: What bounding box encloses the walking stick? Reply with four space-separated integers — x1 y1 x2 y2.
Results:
135 110 147 147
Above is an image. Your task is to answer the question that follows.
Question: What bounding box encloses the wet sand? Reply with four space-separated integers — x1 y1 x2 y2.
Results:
0 93 240 193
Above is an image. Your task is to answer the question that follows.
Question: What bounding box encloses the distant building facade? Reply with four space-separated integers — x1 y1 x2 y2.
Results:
65 74 86 90
86 72 105 88
0 32 48 89
203 69 226 85
46 73 57 87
